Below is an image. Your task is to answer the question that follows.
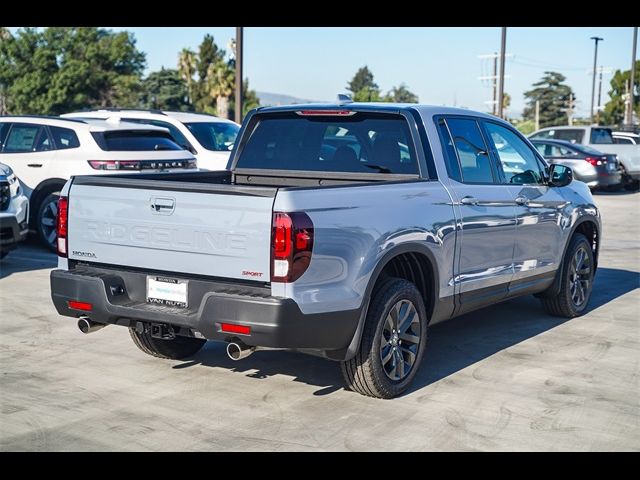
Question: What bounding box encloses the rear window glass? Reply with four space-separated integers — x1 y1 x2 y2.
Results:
590 128 614 144
91 131 183 151
236 113 418 175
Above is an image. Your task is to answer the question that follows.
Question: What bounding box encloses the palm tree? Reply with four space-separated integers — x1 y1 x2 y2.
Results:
178 48 197 106
206 61 234 119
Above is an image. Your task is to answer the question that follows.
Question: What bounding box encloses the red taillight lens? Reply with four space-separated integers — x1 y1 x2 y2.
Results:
271 212 314 283
220 323 251 335
56 196 69 257
67 300 92 311
585 156 604 166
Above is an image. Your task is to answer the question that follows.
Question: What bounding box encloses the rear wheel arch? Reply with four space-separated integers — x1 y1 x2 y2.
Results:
29 178 67 226
336 243 439 362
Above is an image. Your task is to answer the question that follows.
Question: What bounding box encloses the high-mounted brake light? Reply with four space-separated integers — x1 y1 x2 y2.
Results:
295 110 357 116
56 196 69 257
271 212 314 283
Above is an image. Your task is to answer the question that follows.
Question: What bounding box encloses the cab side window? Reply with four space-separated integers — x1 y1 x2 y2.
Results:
484 122 544 185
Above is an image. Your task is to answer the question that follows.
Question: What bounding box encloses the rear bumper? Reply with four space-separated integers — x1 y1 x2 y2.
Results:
50 267 360 353
0 215 29 252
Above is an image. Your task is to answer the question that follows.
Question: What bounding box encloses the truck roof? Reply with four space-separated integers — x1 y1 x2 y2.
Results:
255 102 504 122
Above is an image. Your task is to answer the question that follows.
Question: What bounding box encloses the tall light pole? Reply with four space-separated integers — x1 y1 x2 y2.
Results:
235 27 244 125
590 36 604 124
626 27 638 128
498 27 507 119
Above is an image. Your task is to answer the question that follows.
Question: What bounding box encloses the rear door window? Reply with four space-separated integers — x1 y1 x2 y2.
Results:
2 124 42 152
236 112 419 175
91 131 183 151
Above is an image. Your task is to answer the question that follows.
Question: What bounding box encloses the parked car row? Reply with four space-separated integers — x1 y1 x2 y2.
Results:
0 112 240 253
528 125 640 191
0 163 30 259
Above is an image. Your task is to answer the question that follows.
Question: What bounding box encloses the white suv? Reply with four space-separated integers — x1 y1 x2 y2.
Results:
0 116 196 251
62 109 240 171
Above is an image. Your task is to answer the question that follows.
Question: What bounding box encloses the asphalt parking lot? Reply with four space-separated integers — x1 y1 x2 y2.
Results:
0 191 638 451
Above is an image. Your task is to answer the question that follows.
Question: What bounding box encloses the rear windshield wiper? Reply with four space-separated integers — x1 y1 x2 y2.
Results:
154 144 173 151
364 164 393 174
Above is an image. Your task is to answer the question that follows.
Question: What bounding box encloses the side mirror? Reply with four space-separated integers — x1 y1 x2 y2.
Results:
548 164 573 187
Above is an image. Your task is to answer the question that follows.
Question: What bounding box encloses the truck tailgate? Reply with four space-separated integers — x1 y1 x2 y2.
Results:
67 177 276 281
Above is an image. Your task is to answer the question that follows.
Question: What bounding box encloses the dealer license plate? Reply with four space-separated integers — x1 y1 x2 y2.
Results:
147 276 188 308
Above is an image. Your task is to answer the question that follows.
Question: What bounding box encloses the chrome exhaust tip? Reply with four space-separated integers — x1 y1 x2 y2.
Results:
77 317 107 334
226 341 256 361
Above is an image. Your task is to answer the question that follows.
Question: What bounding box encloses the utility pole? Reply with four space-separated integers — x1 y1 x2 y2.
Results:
498 27 507 119
234 26 244 125
596 66 603 124
625 27 638 128
567 93 574 126
535 100 540 131
590 36 604 124
478 53 512 115
492 53 498 115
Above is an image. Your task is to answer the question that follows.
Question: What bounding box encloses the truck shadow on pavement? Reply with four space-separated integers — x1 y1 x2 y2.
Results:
177 266 638 398
0 237 57 280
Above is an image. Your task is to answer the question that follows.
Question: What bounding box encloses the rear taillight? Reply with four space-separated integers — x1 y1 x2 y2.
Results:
88 160 141 170
88 159 196 170
271 212 314 283
585 156 605 166
56 196 69 257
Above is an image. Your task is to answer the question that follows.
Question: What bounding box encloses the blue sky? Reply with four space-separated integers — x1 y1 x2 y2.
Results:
11 27 638 117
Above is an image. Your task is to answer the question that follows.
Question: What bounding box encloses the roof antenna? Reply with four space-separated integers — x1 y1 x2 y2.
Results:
337 93 353 104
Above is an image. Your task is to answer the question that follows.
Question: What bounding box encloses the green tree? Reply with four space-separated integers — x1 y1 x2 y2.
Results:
347 66 378 94
178 34 260 120
229 78 261 120
602 60 640 126
0 27 145 115
141 68 189 111
522 72 575 128
178 48 197 106
385 83 419 103
205 60 234 119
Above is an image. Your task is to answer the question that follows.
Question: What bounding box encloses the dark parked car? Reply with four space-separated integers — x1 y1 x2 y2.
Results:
531 139 621 190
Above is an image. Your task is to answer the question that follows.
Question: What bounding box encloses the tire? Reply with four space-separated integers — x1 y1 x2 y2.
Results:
541 233 595 318
340 278 428 399
623 179 640 191
36 192 60 252
129 328 206 360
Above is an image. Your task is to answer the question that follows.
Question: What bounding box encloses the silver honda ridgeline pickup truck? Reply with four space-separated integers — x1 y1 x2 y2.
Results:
50 104 601 398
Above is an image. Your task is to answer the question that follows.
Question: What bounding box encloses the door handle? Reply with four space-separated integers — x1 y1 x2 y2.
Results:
515 196 530 206
460 196 479 206
27 163 43 168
